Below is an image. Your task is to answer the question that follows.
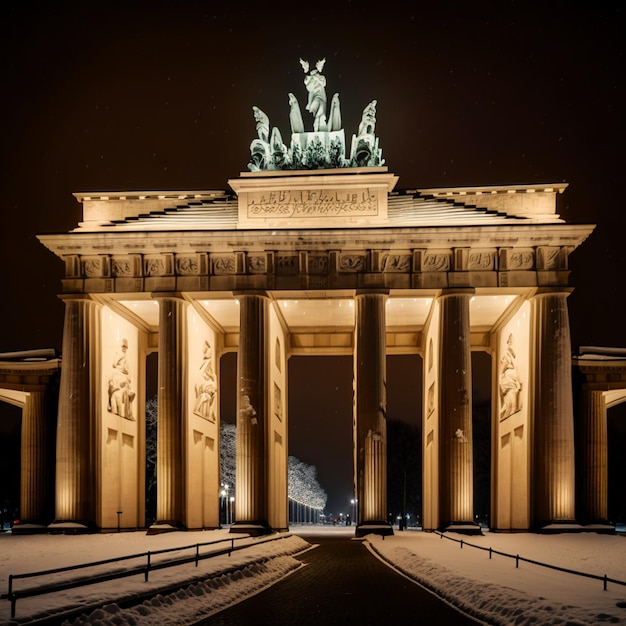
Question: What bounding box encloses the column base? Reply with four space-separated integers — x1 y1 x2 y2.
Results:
581 523 616 534
439 521 483 536
229 521 272 536
11 523 49 535
536 521 587 534
47 521 95 534
147 521 185 535
355 520 394 538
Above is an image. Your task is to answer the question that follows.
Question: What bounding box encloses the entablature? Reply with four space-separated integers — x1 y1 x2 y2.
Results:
38 223 593 296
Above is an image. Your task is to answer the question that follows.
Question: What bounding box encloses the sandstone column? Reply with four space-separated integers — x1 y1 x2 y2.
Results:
576 390 608 524
438 290 478 532
20 390 54 527
532 289 577 526
354 291 391 536
153 296 186 530
51 296 100 529
231 292 270 535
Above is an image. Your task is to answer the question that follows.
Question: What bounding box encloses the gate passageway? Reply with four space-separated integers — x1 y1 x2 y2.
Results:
200 531 481 625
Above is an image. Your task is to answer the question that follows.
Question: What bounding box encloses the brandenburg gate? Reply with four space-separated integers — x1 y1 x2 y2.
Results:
31 60 596 534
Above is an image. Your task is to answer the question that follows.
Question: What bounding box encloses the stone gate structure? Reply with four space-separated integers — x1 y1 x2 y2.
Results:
10 60 607 534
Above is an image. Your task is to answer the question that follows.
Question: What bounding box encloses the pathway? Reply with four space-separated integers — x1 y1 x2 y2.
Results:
199 529 482 625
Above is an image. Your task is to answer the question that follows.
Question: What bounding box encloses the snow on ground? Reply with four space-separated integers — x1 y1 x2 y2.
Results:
368 529 626 626
1 526 625 625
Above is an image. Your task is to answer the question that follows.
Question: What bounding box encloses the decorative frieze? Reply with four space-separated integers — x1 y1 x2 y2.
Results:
212 255 238 275
536 246 564 270
112 255 142 277
175 253 207 276
339 253 366 272
275 254 299 274
144 254 173 277
500 248 534 271
382 253 411 272
308 254 328 274
413 250 451 272
82 255 110 278
58 243 575 293
247 253 267 274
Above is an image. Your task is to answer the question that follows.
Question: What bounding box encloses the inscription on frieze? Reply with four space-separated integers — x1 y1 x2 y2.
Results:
247 188 378 219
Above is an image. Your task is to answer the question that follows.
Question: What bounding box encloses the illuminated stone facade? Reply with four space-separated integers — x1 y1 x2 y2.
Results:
31 167 598 534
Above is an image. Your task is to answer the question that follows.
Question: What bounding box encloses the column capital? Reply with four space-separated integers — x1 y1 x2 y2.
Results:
233 290 270 299
439 287 476 298
150 291 186 301
532 287 574 298
57 293 99 303
355 289 389 297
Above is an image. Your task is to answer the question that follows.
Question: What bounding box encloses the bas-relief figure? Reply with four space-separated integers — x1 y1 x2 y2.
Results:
499 333 523 420
107 338 135 420
248 59 384 171
193 339 217 422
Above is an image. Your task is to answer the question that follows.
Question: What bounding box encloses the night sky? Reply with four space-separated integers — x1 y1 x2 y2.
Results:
1 2 624 517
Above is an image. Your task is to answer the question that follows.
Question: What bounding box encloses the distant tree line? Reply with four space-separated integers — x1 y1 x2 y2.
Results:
144 399 327 524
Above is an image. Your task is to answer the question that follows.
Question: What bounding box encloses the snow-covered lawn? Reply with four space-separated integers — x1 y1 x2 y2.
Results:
368 528 626 625
1 526 625 625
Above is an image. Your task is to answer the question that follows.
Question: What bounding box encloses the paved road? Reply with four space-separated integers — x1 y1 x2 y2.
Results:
200 532 482 625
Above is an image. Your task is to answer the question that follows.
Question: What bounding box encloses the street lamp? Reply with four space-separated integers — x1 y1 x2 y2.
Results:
229 496 235 525
220 484 229 525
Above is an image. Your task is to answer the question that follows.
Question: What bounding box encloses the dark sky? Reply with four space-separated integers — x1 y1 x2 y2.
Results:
1 2 625 516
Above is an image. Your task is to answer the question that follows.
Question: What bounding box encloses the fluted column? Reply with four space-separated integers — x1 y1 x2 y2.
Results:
439 290 476 530
576 390 608 523
532 290 576 525
53 297 100 527
154 296 186 529
354 291 391 536
21 390 54 525
232 292 269 534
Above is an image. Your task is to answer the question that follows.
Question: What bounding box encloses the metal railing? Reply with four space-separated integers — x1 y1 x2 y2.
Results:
3 533 290 619
435 531 626 592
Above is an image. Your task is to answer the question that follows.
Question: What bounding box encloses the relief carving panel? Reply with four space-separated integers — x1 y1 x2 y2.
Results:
339 254 366 272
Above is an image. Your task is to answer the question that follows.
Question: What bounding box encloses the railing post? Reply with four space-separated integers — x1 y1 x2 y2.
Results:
516 554 519 568
604 574 608 591
489 547 492 559
145 552 151 582
460 540 463 549
195 544 199 567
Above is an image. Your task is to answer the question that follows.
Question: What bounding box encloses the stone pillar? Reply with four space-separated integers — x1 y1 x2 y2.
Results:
20 390 54 527
232 292 270 535
51 297 100 529
153 296 186 530
532 290 577 526
354 291 391 536
576 390 608 524
438 290 478 532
